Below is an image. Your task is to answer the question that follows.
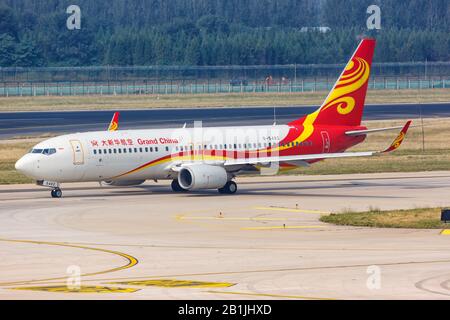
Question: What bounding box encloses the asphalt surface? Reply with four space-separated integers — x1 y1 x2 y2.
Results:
1 172 450 299
0 103 449 138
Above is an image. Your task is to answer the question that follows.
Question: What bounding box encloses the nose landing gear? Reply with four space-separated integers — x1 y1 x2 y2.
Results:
36 180 62 198
51 188 62 198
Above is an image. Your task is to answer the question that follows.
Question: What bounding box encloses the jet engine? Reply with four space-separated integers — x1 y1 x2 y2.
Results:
178 164 228 190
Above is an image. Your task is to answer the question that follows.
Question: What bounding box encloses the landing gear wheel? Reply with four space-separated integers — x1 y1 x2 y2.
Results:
218 181 237 194
171 180 187 192
51 188 62 198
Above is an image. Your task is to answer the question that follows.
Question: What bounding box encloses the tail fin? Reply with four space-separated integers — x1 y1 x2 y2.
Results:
291 38 376 127
108 112 120 131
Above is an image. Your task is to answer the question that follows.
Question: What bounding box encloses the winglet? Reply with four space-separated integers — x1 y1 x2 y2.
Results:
108 112 120 131
381 120 412 153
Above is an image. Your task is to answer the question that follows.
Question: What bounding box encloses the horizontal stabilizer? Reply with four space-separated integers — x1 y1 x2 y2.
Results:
345 125 409 136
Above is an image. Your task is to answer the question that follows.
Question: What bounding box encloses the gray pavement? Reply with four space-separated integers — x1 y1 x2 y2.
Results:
0 171 450 299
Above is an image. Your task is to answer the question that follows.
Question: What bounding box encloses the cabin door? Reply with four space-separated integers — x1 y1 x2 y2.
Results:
70 140 85 165
321 131 331 153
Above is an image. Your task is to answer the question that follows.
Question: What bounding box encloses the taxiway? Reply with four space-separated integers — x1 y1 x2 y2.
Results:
1 171 450 299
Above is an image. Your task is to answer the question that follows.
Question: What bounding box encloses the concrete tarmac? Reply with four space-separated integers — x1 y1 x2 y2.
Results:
1 171 450 299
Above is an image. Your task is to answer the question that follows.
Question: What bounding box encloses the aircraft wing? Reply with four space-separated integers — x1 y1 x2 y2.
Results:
224 120 411 167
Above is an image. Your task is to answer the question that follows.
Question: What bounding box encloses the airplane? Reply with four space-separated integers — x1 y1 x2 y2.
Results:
15 38 412 198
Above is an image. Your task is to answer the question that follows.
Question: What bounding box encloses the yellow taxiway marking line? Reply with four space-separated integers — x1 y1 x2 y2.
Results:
109 279 235 288
253 206 329 214
207 290 335 300
241 225 326 230
11 285 139 294
441 229 450 235
0 238 139 287
176 215 291 221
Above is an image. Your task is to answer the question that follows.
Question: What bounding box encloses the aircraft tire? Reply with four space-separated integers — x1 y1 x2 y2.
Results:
219 181 237 194
51 188 62 198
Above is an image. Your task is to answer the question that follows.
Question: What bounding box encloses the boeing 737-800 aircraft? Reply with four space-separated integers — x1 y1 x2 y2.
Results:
15 38 411 198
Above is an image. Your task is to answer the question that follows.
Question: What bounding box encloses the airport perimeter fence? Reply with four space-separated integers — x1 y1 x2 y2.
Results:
0 62 449 97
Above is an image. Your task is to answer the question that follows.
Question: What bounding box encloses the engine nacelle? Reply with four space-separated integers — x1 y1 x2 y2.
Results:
102 180 146 186
178 164 228 190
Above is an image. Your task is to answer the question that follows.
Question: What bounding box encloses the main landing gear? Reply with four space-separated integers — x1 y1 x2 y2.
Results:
218 181 237 194
171 180 187 192
51 188 62 198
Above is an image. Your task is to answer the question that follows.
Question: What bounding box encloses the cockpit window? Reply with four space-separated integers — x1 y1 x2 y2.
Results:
43 148 57 155
30 148 56 155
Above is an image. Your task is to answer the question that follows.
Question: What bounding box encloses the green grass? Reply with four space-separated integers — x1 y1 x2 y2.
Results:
0 141 35 184
0 163 32 184
320 207 449 229
285 149 450 175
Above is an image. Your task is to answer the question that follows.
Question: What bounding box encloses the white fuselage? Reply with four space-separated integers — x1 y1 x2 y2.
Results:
15 124 292 183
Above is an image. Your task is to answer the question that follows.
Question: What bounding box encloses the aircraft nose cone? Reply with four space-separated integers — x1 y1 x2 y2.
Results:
15 158 25 172
15 156 34 176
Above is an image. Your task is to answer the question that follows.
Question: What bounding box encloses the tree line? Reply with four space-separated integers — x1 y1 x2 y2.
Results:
0 0 449 67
